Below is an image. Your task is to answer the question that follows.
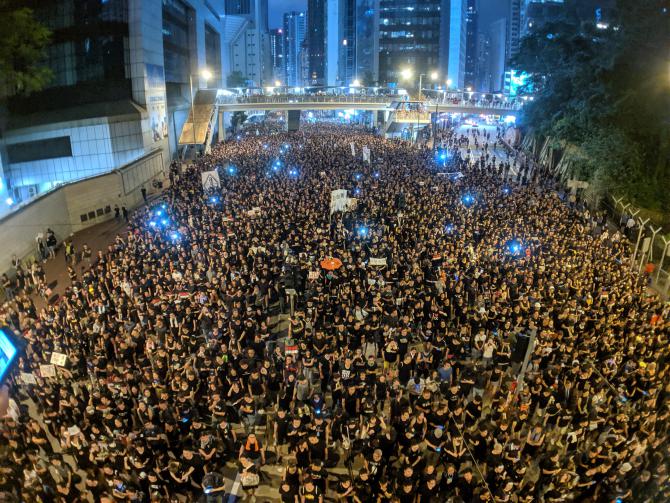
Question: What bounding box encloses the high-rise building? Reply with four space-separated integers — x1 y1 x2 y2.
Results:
325 0 379 87
269 28 286 85
284 12 306 87
225 0 271 87
464 0 478 90
522 0 564 36
307 0 327 85
355 0 380 85
225 0 251 15
448 0 467 90
0 0 230 209
378 0 450 86
489 18 507 92
475 32 491 92
507 0 522 65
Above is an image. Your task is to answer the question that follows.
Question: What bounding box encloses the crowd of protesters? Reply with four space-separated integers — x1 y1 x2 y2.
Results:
0 123 668 503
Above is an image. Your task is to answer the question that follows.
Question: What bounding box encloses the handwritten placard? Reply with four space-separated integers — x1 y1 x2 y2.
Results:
39 364 57 378
50 352 67 367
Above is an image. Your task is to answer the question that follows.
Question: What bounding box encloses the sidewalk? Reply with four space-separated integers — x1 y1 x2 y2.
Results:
33 217 128 310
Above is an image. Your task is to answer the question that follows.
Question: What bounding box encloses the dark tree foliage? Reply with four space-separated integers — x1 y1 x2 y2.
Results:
512 0 670 212
0 0 51 96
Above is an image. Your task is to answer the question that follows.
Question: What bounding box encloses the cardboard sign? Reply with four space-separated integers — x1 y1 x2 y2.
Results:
369 257 387 267
308 271 320 280
50 352 67 367
39 364 57 378
67 425 81 436
20 372 37 385
201 170 221 191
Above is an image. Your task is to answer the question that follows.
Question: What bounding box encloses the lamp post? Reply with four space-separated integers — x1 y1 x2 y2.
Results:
188 68 213 145
656 236 670 283
630 217 650 271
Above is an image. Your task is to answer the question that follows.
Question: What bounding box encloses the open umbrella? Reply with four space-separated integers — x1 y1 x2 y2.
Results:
320 257 343 271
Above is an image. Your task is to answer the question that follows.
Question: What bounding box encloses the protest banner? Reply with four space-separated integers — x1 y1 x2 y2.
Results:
201 170 221 191
369 257 387 267
330 189 348 214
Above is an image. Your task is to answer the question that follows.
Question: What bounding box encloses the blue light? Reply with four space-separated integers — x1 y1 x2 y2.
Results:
445 224 454 234
357 226 368 237
210 196 219 204
161 219 169 226
170 232 180 242
507 240 523 255
227 166 236 175
284 144 290 149
161 204 167 209
263 144 268 149
236 135 241 140
374 172 380 178
355 188 361 195
289 169 298 177
502 187 510 195
355 173 361 181
440 153 447 161
149 221 157 228
462 194 475 206
155 210 163 217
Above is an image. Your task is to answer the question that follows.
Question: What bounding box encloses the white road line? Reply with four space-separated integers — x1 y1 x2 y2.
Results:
227 472 241 502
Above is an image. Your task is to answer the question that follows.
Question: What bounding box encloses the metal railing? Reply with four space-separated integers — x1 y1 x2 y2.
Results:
426 98 523 111
217 94 525 113
217 94 395 106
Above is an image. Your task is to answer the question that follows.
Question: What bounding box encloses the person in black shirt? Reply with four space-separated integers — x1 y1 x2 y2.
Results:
299 476 323 503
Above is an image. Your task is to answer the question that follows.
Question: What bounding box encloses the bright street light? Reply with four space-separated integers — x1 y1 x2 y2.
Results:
430 71 438 80
400 68 413 80
446 79 453 87
201 68 213 81
352 79 361 87
274 80 281 87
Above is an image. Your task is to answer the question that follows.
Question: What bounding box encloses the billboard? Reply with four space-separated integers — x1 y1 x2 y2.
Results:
146 64 168 142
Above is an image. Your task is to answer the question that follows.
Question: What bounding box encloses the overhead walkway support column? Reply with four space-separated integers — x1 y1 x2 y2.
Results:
287 110 301 132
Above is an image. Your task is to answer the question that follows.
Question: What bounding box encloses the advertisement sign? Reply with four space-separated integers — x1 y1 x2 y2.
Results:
146 64 168 142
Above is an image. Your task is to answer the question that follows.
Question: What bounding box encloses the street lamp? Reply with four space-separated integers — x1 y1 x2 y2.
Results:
446 79 453 88
352 79 361 87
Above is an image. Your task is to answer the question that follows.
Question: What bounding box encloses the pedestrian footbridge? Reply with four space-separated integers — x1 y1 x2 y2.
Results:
178 87 524 150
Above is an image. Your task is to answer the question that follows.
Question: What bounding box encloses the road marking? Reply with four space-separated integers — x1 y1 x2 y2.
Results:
227 472 241 502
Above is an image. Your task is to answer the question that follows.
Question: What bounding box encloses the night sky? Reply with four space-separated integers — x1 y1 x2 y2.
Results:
268 0 508 30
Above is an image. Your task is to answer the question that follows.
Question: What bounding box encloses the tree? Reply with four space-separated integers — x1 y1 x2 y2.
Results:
512 0 670 214
0 0 51 96
231 111 247 131
226 71 247 88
